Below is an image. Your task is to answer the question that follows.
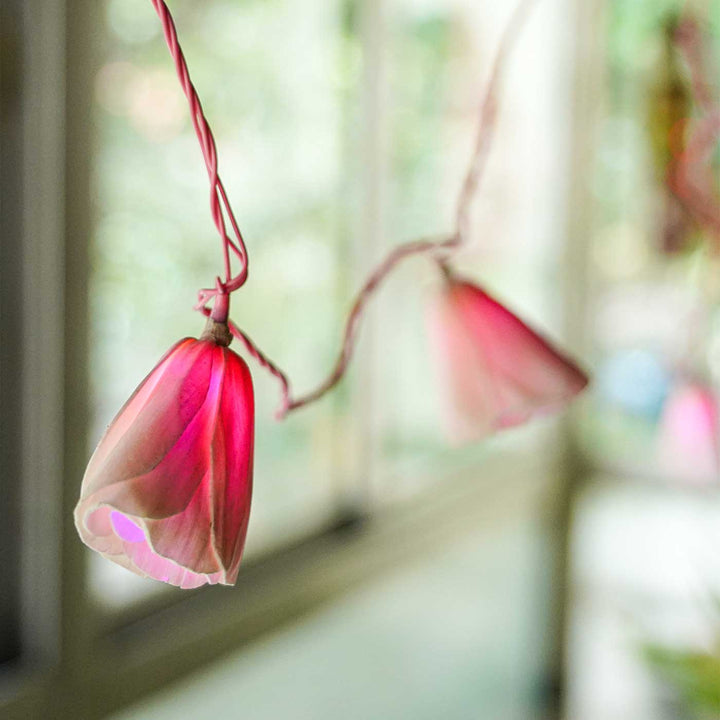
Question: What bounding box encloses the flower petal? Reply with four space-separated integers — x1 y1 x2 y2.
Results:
210 349 254 579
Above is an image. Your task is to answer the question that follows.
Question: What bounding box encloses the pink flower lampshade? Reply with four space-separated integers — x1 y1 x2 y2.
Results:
74 321 255 589
428 276 588 443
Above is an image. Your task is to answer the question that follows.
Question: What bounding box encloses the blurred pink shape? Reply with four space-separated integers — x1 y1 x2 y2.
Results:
657 381 720 483
428 277 588 443
75 336 254 589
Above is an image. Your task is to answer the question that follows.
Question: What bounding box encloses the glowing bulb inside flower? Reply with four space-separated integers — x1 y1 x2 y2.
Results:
111 511 145 543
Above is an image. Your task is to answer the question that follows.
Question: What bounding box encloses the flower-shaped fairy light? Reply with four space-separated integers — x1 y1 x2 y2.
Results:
75 0 587 589
428 274 588 442
75 319 254 588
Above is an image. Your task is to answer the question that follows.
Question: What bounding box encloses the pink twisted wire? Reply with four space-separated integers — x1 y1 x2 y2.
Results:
267 0 536 417
200 236 456 418
455 0 537 240
272 235 456 418
150 0 534 418
149 0 249 315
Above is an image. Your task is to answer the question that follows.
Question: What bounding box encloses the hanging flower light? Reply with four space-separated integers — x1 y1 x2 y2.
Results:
74 317 254 588
657 380 720 484
428 273 588 442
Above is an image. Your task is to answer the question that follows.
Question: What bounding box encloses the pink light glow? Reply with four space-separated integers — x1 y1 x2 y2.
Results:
111 511 145 543
428 277 588 443
657 382 720 483
75 336 255 589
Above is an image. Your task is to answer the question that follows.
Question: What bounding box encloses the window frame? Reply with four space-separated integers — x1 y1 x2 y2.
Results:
0 0 24 670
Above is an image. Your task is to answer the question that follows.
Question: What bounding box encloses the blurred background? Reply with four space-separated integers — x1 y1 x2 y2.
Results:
2 0 720 718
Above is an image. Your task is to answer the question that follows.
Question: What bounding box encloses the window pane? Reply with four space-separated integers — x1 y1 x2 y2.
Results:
88 0 352 605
